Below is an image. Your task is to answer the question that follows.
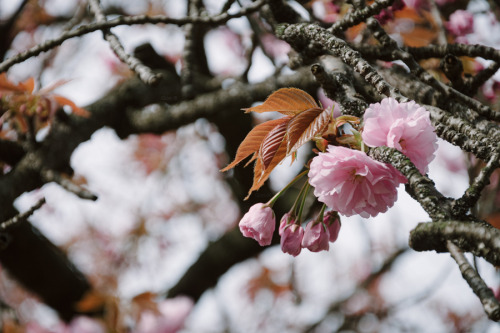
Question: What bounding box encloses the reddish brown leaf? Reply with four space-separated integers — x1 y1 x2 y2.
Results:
244 88 319 116
286 107 330 155
260 117 290 170
221 118 288 172
21 77 35 93
53 95 90 117
75 290 107 313
0 74 30 93
246 137 288 199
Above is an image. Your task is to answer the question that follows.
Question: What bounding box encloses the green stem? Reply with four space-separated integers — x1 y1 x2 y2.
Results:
315 204 327 224
296 182 311 224
267 169 308 206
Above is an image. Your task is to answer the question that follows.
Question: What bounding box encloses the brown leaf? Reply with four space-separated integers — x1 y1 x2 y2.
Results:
244 88 319 116
221 118 288 172
260 117 290 170
53 95 90 117
246 136 288 199
132 291 160 315
286 107 330 156
75 290 107 313
0 74 31 93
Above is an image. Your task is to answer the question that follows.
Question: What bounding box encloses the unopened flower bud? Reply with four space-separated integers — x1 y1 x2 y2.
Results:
323 211 341 243
239 203 275 246
302 221 330 252
280 224 304 257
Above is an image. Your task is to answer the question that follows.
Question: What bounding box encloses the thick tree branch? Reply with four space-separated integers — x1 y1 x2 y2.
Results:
276 23 405 100
410 221 500 266
124 67 317 134
369 146 452 220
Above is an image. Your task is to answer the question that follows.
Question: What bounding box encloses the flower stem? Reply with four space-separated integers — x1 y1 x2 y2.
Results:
296 182 311 224
267 169 308 206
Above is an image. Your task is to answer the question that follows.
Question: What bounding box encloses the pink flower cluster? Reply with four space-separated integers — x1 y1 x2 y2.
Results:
308 98 436 218
239 204 341 256
280 210 341 256
238 98 437 252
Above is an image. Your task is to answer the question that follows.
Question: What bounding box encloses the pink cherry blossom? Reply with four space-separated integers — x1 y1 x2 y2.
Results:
136 296 194 333
308 146 407 218
280 224 304 257
323 211 341 243
239 203 275 246
362 98 437 174
301 221 330 252
446 10 474 36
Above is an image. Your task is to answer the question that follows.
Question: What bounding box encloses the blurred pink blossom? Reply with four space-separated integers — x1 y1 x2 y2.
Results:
279 212 294 235
446 10 474 36
435 0 455 5
136 296 194 333
362 98 437 174
280 223 304 256
323 211 341 243
308 146 406 218
239 203 275 246
302 221 330 252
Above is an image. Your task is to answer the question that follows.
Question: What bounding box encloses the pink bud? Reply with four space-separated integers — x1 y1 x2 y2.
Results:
280 224 304 257
279 212 294 236
239 203 275 246
323 211 341 243
302 221 330 252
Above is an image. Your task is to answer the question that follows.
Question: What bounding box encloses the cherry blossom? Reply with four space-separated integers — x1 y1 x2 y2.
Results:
308 146 406 218
362 98 437 174
446 10 474 36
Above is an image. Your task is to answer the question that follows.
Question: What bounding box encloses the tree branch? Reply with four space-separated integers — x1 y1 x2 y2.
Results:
0 0 265 73
410 221 500 266
0 198 45 231
447 240 500 321
88 0 161 85
369 146 452 220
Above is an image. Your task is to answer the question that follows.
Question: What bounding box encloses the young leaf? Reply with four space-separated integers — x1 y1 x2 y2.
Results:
221 118 288 172
259 117 290 170
244 88 319 116
286 107 330 156
53 95 90 117
246 140 288 199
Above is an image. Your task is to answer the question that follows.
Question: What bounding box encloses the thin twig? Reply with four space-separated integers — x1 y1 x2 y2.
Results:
453 151 500 214
466 61 500 95
41 169 98 201
88 0 161 85
328 0 395 34
0 197 46 230
0 0 265 73
428 0 447 45
447 240 500 321
366 18 500 121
